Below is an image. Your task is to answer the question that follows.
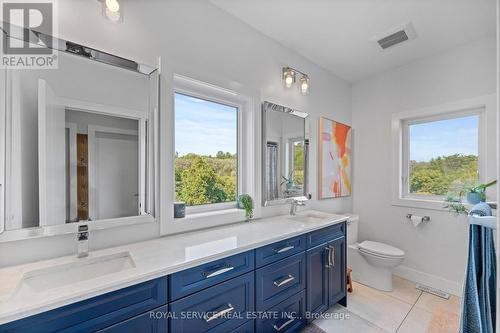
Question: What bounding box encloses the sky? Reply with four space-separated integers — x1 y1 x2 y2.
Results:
175 93 237 156
409 115 478 162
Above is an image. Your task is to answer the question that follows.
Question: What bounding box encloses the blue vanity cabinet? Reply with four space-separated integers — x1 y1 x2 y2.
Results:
328 236 346 306
169 272 254 333
255 252 306 311
255 235 306 268
306 222 347 318
169 251 254 301
305 244 329 315
96 305 168 333
0 277 168 333
255 290 306 333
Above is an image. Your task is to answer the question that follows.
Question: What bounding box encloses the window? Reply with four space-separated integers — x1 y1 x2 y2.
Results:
406 114 479 198
396 107 485 208
174 92 239 211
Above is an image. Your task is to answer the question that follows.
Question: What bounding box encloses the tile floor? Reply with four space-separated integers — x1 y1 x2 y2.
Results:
310 276 461 333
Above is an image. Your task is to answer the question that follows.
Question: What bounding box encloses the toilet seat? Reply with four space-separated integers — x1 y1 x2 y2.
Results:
358 241 405 259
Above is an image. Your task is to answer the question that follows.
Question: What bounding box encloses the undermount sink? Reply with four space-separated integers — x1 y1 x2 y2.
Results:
12 252 135 297
287 211 333 223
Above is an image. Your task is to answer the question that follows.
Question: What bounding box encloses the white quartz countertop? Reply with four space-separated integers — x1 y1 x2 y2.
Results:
0 210 349 324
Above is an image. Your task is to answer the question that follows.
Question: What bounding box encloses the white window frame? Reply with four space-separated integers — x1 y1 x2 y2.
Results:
163 74 255 234
392 95 496 210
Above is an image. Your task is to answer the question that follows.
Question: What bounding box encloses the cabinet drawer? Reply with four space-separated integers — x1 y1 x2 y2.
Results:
170 272 254 333
169 251 254 301
256 290 306 333
230 320 254 333
307 222 346 248
255 252 306 311
97 305 168 333
1 277 167 333
255 235 306 268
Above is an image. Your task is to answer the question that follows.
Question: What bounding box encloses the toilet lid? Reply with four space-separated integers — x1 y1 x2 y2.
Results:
358 241 405 258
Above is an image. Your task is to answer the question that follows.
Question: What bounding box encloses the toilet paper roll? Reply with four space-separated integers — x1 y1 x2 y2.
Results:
410 215 423 227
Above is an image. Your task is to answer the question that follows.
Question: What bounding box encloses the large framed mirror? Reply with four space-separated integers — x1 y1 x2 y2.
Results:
262 101 309 206
0 26 159 241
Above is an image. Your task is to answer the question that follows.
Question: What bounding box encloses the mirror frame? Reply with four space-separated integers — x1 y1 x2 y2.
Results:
0 28 159 242
261 101 310 207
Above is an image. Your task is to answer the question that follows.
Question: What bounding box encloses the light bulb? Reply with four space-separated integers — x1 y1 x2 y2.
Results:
300 76 309 95
283 69 295 88
105 0 120 13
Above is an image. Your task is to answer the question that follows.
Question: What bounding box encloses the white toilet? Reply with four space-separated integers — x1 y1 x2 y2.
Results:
346 214 405 291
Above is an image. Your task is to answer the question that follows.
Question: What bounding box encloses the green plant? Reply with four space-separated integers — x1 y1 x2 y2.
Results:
238 194 254 221
280 171 296 188
462 180 497 201
443 194 468 216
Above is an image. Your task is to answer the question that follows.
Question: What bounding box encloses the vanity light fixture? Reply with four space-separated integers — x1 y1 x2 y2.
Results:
299 75 310 95
282 67 310 95
99 0 123 23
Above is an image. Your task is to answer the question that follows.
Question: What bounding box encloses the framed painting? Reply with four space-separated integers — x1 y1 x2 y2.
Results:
318 117 352 199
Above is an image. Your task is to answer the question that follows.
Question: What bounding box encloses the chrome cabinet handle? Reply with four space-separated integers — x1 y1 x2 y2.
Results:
204 265 234 278
329 245 335 267
275 245 295 254
273 274 295 287
324 247 331 267
204 303 234 322
273 318 295 331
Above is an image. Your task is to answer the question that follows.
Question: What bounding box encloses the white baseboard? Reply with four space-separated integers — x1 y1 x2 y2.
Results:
394 265 463 297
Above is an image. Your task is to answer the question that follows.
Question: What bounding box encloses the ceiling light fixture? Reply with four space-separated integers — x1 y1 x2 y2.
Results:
105 0 120 12
282 67 310 95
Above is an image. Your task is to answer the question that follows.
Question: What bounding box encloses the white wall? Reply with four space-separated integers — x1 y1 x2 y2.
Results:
352 36 497 294
0 0 352 266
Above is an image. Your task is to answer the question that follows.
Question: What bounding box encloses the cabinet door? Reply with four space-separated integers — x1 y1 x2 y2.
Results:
306 243 329 316
328 237 346 306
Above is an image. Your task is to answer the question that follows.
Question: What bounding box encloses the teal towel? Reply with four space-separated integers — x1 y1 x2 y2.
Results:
460 216 496 332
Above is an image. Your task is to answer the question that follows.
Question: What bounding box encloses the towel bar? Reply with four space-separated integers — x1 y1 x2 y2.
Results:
469 215 497 230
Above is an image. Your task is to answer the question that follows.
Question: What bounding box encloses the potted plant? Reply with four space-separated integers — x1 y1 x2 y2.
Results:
281 171 296 190
463 180 497 204
238 194 254 222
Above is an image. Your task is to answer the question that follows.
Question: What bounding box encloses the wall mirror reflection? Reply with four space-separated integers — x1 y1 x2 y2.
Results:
0 32 158 240
262 101 309 206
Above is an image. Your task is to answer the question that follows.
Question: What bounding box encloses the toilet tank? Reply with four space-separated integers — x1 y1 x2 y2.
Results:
345 214 359 245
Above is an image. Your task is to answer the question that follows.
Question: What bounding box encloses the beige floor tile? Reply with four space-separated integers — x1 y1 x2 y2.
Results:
396 307 433 333
380 276 422 305
313 304 389 333
415 292 461 315
347 282 412 333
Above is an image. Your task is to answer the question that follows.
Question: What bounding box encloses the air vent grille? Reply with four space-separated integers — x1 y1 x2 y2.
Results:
377 30 409 49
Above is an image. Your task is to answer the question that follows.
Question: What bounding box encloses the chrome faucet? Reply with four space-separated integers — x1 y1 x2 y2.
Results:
289 198 306 216
77 225 89 258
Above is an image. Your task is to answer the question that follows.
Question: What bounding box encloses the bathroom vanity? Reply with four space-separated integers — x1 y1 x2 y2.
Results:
0 212 347 333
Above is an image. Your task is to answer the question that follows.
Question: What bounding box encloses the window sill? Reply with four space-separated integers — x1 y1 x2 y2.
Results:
392 197 449 211
166 208 247 235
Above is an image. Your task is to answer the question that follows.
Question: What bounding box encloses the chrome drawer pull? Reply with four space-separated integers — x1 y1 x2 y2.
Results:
273 318 295 331
273 274 295 287
324 247 331 267
275 245 295 254
204 266 234 278
329 246 335 267
204 303 234 322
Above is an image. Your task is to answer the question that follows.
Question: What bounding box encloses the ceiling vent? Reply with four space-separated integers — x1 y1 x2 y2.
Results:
373 22 417 50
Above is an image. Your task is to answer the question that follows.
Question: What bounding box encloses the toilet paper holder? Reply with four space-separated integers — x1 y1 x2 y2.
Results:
406 214 430 222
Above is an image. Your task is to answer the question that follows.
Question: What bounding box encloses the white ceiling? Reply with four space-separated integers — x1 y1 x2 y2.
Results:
211 0 496 83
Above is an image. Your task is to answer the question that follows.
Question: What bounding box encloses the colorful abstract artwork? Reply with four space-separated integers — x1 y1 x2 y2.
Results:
318 117 352 199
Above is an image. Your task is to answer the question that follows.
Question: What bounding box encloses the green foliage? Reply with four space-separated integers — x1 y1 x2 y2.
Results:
238 194 254 220
443 195 468 216
409 154 478 196
175 153 237 206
